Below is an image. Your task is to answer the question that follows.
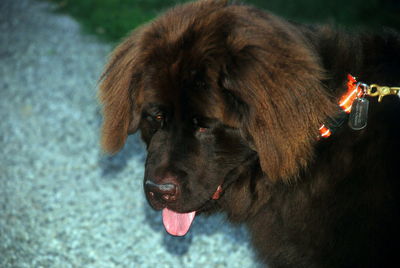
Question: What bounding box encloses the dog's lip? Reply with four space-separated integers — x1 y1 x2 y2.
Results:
147 200 199 213
158 194 219 227
150 190 223 213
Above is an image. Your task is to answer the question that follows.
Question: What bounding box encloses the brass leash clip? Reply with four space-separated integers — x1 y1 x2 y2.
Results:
367 84 400 102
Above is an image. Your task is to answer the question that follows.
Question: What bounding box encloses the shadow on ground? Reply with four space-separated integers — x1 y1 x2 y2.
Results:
98 133 146 178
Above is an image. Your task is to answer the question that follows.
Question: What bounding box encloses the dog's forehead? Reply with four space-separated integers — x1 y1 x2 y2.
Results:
142 65 223 120
138 12 240 125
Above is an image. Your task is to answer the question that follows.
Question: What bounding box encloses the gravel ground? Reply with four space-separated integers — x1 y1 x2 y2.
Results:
0 0 258 267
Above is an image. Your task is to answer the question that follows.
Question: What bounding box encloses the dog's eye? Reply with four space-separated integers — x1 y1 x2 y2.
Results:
193 117 209 133
197 127 208 133
154 114 164 122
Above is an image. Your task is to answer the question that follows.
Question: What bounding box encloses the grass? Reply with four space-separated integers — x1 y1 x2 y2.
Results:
45 0 400 43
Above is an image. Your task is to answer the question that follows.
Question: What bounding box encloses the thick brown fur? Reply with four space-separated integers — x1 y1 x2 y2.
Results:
99 0 400 267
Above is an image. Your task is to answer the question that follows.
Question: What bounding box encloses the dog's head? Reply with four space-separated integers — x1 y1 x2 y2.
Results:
99 0 336 235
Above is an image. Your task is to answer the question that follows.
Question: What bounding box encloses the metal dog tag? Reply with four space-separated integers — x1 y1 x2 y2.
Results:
348 97 369 130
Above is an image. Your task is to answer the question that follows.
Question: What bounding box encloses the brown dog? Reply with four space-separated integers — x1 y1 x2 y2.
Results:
99 0 400 267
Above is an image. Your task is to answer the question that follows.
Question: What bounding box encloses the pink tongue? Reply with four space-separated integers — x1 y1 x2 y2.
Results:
162 208 196 236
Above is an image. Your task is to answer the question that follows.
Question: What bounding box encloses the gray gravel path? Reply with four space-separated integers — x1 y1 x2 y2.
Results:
0 0 257 267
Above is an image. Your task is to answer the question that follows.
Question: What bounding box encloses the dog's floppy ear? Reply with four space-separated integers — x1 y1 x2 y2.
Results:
237 71 335 183
224 16 337 182
99 28 145 154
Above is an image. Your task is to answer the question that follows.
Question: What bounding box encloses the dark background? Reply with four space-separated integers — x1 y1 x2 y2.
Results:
45 0 400 43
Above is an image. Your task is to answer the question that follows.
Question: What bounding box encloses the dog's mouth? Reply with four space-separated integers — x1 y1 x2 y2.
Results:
158 153 258 236
161 185 223 236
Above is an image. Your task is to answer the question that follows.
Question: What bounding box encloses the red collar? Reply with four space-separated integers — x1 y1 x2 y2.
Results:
319 74 364 138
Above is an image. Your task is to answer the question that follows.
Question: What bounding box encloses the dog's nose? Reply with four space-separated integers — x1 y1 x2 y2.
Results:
145 180 179 203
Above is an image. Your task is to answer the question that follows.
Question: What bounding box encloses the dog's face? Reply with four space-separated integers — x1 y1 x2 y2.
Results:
134 50 257 235
140 78 255 212
140 84 254 212
99 0 337 236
